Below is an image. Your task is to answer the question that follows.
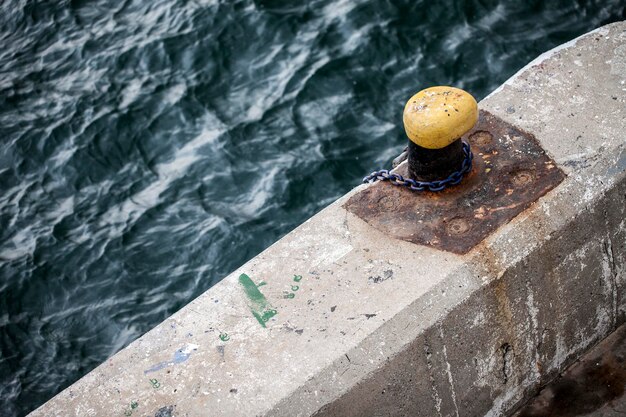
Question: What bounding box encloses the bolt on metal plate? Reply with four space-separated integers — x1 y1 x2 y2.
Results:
344 110 566 254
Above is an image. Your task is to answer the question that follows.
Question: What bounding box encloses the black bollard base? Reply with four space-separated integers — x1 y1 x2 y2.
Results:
408 139 465 182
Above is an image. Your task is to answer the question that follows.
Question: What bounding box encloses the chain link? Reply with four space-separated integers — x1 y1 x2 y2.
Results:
362 142 473 192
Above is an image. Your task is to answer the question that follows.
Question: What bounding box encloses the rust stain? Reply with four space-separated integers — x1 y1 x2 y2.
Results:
344 110 566 254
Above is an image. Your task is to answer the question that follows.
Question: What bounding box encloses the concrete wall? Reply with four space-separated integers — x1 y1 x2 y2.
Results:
31 21 626 417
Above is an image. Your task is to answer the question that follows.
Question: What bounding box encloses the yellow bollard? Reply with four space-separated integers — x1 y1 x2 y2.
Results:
402 86 478 181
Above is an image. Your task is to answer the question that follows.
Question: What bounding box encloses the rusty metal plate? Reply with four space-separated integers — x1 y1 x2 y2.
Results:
344 110 566 254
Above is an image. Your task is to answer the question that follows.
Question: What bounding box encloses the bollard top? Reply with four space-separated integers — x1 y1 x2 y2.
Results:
403 86 478 149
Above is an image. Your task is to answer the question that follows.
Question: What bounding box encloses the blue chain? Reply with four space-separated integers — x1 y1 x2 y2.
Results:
362 142 473 192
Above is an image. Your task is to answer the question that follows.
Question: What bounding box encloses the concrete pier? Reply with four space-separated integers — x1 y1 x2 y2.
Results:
31 21 626 417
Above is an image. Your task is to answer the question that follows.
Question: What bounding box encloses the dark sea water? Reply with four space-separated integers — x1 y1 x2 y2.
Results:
0 0 624 415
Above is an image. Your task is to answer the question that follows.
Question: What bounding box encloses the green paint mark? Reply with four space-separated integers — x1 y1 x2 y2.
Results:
291 285 299 291
284 292 295 299
239 273 278 327
293 275 302 282
257 281 267 287
149 378 161 389
124 400 139 416
219 332 230 342
252 309 278 327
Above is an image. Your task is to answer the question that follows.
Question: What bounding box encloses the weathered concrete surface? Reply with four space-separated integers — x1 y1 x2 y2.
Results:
31 22 626 417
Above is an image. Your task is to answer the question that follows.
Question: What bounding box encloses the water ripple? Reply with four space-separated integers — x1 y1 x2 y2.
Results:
0 0 624 415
